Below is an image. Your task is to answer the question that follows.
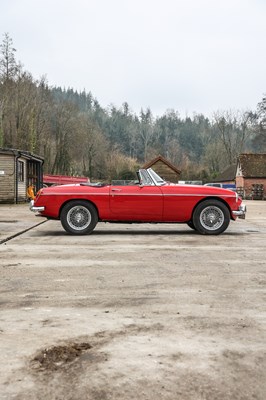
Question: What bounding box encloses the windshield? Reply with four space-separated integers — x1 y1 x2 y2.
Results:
138 169 155 186
148 168 166 186
137 168 167 186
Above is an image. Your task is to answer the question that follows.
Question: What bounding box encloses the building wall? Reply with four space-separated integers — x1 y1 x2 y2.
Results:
0 154 16 203
235 176 244 188
0 150 43 203
236 176 266 199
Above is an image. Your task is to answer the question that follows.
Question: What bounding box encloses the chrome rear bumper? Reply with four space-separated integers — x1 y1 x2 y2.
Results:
29 199 45 213
232 204 246 219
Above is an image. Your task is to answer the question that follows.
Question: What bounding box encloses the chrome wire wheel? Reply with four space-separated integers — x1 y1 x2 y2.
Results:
61 201 98 234
199 205 224 231
67 205 92 231
193 199 230 235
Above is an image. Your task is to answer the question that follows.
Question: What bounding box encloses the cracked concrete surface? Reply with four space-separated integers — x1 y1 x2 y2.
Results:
0 201 266 400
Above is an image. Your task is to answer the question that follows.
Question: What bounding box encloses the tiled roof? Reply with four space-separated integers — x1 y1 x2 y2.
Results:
238 153 266 178
212 164 237 182
143 155 181 174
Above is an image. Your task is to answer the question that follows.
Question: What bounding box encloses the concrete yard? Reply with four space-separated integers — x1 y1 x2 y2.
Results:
0 201 266 399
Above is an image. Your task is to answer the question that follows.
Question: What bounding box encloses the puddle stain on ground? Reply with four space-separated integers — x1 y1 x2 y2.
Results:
31 342 93 371
29 324 163 374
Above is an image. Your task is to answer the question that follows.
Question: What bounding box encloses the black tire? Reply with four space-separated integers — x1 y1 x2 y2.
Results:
192 199 230 235
60 200 98 235
187 220 197 231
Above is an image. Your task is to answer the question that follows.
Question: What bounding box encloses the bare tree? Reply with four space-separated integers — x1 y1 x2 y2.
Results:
50 100 77 174
252 95 266 151
139 108 154 162
212 109 254 165
71 114 109 179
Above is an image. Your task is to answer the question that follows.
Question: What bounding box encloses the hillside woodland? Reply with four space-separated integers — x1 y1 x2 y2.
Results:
0 33 265 182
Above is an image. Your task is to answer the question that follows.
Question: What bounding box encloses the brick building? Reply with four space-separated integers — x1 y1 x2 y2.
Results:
236 153 266 199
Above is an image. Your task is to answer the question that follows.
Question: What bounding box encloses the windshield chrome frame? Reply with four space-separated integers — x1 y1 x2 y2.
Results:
137 168 166 186
138 169 155 186
147 168 166 186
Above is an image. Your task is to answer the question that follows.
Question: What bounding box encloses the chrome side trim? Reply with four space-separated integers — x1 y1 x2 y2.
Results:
40 192 235 198
38 192 108 196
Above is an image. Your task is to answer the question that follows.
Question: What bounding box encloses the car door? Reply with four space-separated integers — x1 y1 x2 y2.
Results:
109 184 163 221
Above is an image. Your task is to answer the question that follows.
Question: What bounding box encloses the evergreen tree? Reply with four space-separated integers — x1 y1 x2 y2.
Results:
0 32 19 81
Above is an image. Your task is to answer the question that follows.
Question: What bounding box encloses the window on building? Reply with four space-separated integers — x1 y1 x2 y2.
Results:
18 161 24 182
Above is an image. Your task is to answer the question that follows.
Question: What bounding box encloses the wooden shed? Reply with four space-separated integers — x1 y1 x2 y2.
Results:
0 148 44 204
143 155 181 183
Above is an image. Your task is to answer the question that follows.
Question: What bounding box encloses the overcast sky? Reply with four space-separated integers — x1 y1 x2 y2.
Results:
1 0 266 117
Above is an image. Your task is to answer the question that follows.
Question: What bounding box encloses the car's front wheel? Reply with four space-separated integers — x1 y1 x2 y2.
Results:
60 201 98 235
192 199 230 235
187 220 197 231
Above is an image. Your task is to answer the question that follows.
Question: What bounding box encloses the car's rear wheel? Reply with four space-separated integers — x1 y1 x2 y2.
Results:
60 201 98 235
192 199 230 235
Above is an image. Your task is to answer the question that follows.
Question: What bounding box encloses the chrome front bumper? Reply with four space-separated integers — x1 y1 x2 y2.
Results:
232 204 246 219
29 199 45 213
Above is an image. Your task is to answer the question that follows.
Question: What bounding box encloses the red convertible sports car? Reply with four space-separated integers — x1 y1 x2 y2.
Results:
30 168 246 235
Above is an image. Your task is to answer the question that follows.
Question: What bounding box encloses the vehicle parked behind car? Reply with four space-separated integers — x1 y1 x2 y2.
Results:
204 183 236 191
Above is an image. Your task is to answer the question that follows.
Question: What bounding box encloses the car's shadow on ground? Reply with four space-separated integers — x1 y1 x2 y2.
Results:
93 229 195 236
32 229 193 237
31 227 249 237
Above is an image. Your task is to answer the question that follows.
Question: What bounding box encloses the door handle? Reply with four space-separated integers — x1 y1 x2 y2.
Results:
111 188 121 192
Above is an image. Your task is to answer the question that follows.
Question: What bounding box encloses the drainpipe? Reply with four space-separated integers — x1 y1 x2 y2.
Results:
40 159 44 190
12 150 19 204
15 153 20 204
